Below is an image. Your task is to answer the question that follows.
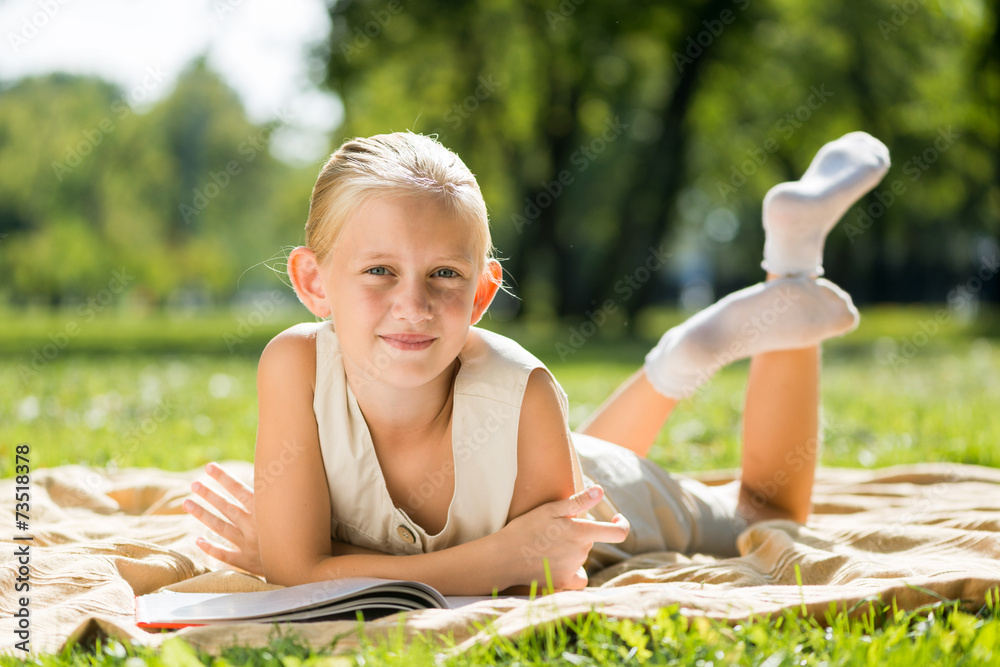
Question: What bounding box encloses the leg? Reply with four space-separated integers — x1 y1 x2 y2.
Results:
577 370 678 459
738 345 819 524
738 132 888 521
581 132 887 466
737 275 821 523
577 273 855 459
580 275 852 461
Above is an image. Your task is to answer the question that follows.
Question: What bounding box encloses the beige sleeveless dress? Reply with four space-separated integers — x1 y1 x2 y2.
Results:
313 323 745 573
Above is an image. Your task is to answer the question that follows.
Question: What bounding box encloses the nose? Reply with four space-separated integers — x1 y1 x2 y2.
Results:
391 278 433 323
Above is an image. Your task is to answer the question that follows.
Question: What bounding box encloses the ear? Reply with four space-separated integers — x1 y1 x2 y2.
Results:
470 259 503 325
287 246 331 319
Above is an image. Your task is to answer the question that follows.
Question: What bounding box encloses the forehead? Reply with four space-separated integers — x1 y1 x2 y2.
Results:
337 195 480 261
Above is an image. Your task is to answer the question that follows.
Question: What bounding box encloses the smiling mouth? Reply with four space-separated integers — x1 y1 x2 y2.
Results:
380 334 436 350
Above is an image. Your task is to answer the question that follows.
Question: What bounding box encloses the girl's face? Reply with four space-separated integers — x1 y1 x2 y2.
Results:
319 195 484 389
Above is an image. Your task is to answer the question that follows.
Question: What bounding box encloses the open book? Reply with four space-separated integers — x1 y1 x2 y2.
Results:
135 577 515 628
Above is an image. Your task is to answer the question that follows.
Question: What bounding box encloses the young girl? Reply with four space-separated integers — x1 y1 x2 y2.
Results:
183 130 890 594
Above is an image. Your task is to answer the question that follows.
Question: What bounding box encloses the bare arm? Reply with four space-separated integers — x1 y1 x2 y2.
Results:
499 368 621 592
210 328 627 594
507 368 585 521
189 460 623 593
185 462 407 576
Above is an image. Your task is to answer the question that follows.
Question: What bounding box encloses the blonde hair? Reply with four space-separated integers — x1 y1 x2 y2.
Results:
304 132 495 269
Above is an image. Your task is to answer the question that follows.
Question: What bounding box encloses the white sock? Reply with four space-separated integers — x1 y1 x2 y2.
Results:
762 131 890 277
643 277 858 399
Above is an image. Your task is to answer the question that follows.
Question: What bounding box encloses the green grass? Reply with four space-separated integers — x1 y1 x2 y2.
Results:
3 304 998 475
1 304 999 664
5 600 1000 666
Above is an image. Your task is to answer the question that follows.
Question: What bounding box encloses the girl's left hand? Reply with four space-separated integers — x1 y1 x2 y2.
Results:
498 484 629 591
183 462 264 576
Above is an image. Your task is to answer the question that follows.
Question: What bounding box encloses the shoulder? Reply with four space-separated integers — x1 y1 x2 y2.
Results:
463 327 544 370
459 327 568 412
518 367 570 435
259 322 324 387
507 367 578 520
522 367 566 415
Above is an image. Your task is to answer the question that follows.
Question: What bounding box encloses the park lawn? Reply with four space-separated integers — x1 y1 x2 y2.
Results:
3 304 999 474
0 305 998 665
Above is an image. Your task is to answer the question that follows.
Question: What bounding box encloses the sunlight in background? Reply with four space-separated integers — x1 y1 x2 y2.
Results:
0 0 342 164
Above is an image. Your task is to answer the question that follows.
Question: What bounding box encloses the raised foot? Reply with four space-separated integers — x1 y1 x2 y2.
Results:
762 131 891 276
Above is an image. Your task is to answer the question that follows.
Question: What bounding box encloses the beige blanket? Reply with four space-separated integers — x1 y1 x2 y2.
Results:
2 462 999 656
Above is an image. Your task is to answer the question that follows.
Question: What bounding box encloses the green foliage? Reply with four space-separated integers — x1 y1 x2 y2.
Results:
2 2 995 313
0 65 314 308
321 0 999 315
686 0 999 295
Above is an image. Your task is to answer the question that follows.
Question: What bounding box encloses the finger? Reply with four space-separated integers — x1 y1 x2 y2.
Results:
198 538 264 577
549 485 605 518
192 480 250 525
570 514 630 544
553 567 589 592
205 462 255 509
195 537 250 571
183 498 242 545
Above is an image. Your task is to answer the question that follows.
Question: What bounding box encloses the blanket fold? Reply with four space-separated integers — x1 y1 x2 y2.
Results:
2 461 998 655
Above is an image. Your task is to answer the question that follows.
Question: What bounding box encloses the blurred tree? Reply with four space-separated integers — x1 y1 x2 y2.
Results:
319 0 998 319
0 74 133 305
0 1 995 315
0 64 314 307
323 0 753 318
687 0 999 306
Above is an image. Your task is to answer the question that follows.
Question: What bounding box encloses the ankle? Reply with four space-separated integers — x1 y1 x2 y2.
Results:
764 269 822 282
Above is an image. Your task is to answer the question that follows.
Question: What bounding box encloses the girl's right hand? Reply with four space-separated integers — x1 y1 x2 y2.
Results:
500 485 629 591
183 462 263 577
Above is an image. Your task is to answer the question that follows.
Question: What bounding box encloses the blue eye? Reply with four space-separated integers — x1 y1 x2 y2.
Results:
366 267 389 276
435 268 459 278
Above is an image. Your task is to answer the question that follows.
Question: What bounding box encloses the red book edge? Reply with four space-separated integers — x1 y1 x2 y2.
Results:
135 596 207 629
